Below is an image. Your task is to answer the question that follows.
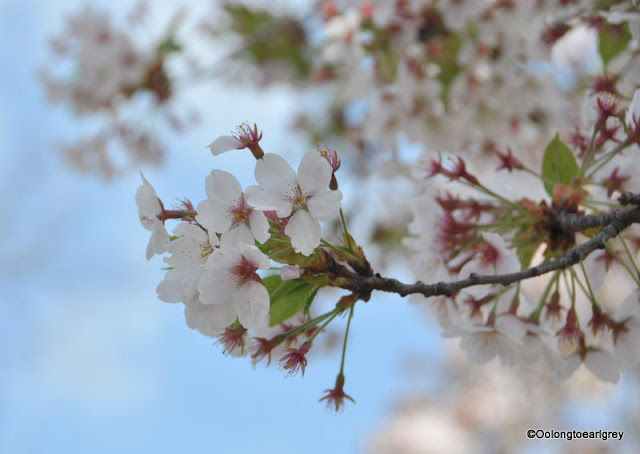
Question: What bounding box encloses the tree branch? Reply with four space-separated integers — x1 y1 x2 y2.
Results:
335 195 640 299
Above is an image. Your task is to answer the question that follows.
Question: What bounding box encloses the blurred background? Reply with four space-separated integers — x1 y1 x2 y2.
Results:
1 1 639 453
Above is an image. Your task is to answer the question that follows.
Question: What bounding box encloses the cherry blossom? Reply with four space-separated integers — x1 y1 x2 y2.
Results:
612 289 640 368
207 136 244 156
198 243 271 329
248 151 343 256
207 123 264 159
583 349 620 384
196 170 270 244
156 223 217 304
135 173 169 260
458 314 527 367
117 0 640 408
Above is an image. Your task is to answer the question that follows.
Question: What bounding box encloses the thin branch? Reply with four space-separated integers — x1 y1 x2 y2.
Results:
334 197 640 300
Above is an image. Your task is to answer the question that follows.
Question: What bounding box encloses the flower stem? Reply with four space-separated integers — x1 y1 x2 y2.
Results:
619 236 640 285
308 311 339 344
282 309 339 340
338 305 355 376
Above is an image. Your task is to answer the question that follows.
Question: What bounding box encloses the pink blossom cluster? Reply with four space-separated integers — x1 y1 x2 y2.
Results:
294 0 602 165
405 89 640 383
41 6 160 115
40 5 190 177
136 127 354 408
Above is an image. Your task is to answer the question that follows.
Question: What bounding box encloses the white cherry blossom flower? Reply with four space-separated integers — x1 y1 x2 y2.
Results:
459 314 527 366
461 232 520 276
135 173 169 260
459 232 519 299
156 223 219 304
248 151 343 256
196 170 270 244
207 135 243 156
184 299 237 338
584 349 620 383
550 354 582 383
552 348 620 383
207 123 263 157
612 289 640 368
198 243 271 329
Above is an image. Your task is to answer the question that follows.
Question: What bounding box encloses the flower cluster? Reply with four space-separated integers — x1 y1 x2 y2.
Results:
121 0 640 409
405 89 640 383
41 5 190 178
47 1 640 181
41 6 158 116
137 125 361 410
213 1 639 171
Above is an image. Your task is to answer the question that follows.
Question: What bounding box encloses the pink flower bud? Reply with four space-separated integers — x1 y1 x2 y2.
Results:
281 265 301 281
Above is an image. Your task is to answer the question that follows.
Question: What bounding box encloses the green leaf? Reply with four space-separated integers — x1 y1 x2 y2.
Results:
224 4 272 35
264 275 319 326
223 4 310 78
515 241 537 269
541 134 579 197
157 37 182 56
436 34 463 106
599 22 632 66
258 234 320 266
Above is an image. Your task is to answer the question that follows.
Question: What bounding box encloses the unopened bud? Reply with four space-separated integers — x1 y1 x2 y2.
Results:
556 308 582 358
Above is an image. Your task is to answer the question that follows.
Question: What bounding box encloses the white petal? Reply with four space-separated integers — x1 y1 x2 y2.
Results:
184 300 236 337
626 89 640 127
196 199 232 233
146 221 169 260
248 210 270 243
615 289 640 321
172 223 208 243
156 269 184 303
239 243 271 270
246 187 293 217
585 350 620 383
495 335 521 367
221 225 255 247
482 232 519 274
136 173 162 221
254 153 297 197
179 263 206 305
307 190 343 221
165 229 208 268
204 170 242 203
234 282 270 329
284 210 321 256
614 321 640 367
552 354 581 383
145 237 155 261
495 314 526 343
460 332 497 364
197 268 235 305
297 151 332 196
520 334 543 364
205 246 239 271
207 135 242 155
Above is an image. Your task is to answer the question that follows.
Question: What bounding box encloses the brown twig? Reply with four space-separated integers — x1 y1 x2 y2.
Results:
332 196 640 299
